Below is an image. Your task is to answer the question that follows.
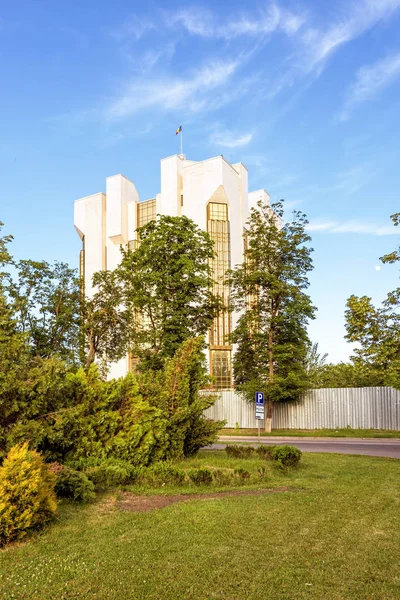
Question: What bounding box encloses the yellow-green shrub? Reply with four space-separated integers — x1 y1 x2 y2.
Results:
0 443 57 546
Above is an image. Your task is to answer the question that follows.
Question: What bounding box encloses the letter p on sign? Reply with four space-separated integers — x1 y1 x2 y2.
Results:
255 392 264 405
255 392 264 419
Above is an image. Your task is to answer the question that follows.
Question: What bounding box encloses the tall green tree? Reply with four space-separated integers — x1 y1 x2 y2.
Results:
345 213 400 388
81 269 132 371
6 260 81 363
117 215 221 370
228 200 315 432
345 290 400 386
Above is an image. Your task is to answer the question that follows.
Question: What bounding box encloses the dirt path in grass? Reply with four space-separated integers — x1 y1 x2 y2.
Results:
116 487 295 513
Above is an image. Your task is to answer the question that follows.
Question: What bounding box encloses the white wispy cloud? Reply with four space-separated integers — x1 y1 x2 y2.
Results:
109 1 400 113
211 130 253 148
167 4 306 40
339 52 400 120
306 220 398 235
130 43 176 73
111 15 156 41
299 0 400 74
304 162 379 198
106 60 239 119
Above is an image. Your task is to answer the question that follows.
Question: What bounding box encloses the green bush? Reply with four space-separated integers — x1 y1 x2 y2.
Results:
255 445 276 460
212 469 233 486
0 338 223 466
225 445 255 459
0 443 57 546
50 463 95 503
85 464 132 490
271 445 302 469
188 468 213 486
234 468 251 484
67 457 142 488
183 416 223 457
139 462 185 487
225 444 301 470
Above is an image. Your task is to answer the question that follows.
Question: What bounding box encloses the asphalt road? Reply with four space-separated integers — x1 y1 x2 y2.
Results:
211 436 400 459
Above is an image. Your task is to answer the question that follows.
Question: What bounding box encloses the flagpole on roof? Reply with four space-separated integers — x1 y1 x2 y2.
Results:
176 124 183 156
180 127 183 156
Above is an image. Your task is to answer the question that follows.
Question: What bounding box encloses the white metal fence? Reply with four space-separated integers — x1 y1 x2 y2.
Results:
203 387 400 430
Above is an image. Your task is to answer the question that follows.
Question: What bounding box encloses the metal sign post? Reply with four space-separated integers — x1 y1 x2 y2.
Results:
255 392 265 439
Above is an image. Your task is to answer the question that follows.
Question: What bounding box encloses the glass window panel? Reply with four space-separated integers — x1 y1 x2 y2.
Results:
137 199 156 228
210 349 232 389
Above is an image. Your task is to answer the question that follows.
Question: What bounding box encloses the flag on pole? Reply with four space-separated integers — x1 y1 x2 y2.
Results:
175 124 182 135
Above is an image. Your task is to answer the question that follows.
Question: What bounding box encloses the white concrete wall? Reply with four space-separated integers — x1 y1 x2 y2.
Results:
233 162 249 225
248 189 270 212
159 155 184 217
106 174 138 271
105 175 138 378
74 177 138 380
74 192 106 299
248 189 283 228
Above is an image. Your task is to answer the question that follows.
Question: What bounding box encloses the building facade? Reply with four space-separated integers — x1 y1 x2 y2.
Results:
74 153 271 385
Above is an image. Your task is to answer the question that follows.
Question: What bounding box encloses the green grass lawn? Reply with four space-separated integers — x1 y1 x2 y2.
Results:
1 451 400 599
220 427 400 438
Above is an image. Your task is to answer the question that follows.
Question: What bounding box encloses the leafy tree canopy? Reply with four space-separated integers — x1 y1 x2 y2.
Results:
82 269 132 371
345 213 400 388
310 361 384 389
6 260 81 363
117 215 222 370
228 200 316 431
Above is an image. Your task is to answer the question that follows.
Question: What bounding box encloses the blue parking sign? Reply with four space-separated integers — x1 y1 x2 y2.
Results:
255 392 264 405
255 392 265 421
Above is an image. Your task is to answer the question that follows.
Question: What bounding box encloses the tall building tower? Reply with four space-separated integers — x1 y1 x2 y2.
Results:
74 154 271 386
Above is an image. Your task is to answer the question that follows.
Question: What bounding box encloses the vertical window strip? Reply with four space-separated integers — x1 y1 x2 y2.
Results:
207 202 232 388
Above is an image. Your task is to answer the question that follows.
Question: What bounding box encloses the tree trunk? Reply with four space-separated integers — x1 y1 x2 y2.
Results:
265 399 273 433
265 328 274 432
85 335 95 369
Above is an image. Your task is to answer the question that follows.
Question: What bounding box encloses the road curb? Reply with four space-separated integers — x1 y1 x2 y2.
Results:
218 436 400 444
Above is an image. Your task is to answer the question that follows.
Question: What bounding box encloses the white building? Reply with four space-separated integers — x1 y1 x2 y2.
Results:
74 153 271 385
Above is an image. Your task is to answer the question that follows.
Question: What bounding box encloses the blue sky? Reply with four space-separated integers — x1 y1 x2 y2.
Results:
1 0 400 362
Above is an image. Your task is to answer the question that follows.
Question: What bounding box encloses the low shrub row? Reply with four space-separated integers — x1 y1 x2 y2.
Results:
225 444 302 469
187 467 254 486
68 457 141 490
68 459 262 489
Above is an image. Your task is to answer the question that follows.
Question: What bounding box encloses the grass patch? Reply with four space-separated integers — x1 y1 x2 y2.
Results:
1 452 400 599
220 427 400 438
